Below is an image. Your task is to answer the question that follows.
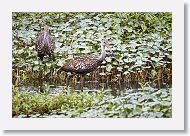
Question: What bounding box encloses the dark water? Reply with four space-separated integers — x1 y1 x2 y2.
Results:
17 79 172 96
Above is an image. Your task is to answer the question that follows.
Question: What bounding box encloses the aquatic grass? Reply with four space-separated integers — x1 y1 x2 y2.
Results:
12 86 103 117
12 86 172 118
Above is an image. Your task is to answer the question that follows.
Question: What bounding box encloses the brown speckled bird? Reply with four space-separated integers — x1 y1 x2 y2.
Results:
36 25 55 61
58 39 110 90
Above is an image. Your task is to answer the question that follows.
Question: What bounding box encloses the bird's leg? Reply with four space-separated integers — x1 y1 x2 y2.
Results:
38 60 44 92
80 74 86 91
38 53 44 62
48 54 54 62
70 73 76 86
39 60 43 80
65 73 72 89
66 73 76 89
42 61 46 80
65 74 69 87
80 76 84 91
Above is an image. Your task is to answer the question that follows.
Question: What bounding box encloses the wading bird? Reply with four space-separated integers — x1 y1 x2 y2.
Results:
36 25 55 61
57 39 110 90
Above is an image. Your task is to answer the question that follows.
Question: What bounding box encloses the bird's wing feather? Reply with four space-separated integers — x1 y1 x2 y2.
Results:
36 30 54 54
73 55 99 72
61 55 100 73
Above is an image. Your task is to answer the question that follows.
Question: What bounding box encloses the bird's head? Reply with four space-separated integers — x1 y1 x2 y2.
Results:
101 39 114 56
101 39 110 50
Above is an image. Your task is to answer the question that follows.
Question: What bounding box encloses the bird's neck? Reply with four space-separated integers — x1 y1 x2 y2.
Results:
98 45 106 62
43 31 47 39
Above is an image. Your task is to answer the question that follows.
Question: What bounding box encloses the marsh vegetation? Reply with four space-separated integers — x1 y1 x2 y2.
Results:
12 12 172 118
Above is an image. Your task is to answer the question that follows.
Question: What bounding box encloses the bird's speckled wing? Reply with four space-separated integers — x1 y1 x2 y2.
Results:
36 30 54 56
61 55 101 74
36 31 44 52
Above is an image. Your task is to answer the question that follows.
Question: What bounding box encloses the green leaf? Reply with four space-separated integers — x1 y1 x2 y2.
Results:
105 57 112 62
33 66 39 71
106 64 113 72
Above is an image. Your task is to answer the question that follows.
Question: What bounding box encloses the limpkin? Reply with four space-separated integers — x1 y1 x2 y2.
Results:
36 25 55 61
57 39 110 90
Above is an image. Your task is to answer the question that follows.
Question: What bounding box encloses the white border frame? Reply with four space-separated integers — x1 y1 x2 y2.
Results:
0 0 184 130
